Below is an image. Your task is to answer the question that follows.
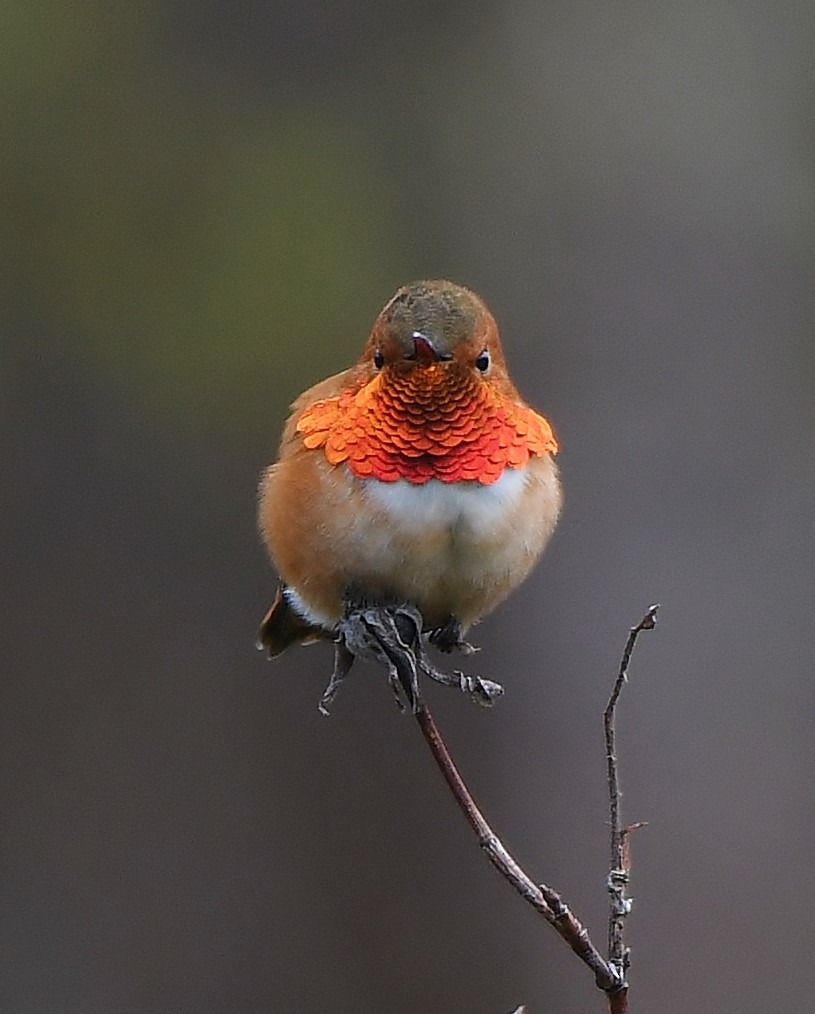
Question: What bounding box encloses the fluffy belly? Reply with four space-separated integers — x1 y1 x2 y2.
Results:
263 453 560 632
344 459 560 627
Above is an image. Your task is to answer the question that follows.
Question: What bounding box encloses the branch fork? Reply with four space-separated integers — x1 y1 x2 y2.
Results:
315 600 659 1011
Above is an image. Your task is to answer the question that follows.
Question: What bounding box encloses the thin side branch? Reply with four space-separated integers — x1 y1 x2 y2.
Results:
603 604 659 999
412 695 618 992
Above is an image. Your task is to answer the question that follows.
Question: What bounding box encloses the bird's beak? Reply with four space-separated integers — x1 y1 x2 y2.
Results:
408 331 451 363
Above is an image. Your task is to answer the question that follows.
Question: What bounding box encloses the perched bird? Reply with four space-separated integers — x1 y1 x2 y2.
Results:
258 280 561 658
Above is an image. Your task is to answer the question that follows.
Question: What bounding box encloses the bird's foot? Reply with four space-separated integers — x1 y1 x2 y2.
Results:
320 602 502 713
335 602 423 712
426 616 480 655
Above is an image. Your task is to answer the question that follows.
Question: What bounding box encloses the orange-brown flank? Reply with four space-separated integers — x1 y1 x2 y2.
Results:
297 364 558 485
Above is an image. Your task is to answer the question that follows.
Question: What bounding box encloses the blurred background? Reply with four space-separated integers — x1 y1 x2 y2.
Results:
3 2 814 1011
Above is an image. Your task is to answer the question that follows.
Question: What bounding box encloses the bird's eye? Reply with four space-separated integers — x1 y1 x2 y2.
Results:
475 350 490 373
374 349 384 369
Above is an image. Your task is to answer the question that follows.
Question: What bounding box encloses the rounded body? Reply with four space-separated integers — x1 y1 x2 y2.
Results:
260 445 560 632
257 279 561 655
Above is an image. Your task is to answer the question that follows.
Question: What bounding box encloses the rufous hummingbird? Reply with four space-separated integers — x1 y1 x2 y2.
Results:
257 280 561 657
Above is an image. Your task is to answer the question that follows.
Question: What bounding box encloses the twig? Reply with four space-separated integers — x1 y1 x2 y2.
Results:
328 601 658 1010
411 694 619 992
603 604 659 1008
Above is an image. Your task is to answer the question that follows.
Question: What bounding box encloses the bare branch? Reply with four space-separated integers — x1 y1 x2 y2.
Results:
412 694 619 992
325 601 658 1010
603 604 659 1000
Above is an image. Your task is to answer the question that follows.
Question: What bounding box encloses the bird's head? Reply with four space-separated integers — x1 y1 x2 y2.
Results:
360 280 510 392
297 279 556 485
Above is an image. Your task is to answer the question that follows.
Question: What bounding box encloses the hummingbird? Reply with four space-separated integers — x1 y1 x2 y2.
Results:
257 280 561 658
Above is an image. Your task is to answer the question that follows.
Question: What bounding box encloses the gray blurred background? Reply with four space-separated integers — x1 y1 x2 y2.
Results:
3 2 814 1011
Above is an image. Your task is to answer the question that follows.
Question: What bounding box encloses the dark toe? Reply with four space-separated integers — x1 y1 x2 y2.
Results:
427 617 465 653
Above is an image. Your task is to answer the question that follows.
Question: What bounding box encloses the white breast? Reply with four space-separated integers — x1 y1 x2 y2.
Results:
344 459 560 627
363 466 530 534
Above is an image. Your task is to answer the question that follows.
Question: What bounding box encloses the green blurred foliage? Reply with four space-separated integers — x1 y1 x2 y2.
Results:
4 2 394 432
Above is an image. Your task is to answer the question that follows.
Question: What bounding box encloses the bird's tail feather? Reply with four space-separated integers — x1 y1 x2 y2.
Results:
257 586 326 657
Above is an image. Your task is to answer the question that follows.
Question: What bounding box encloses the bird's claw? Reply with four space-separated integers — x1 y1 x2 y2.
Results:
319 602 503 712
427 617 480 655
